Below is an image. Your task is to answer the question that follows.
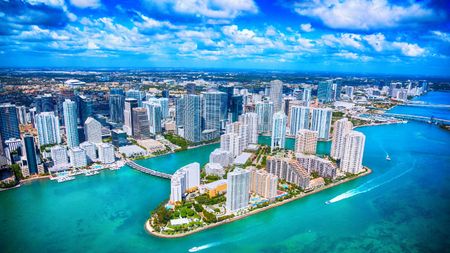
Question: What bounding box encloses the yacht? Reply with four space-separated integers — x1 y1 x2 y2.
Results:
57 176 75 183
386 154 391 161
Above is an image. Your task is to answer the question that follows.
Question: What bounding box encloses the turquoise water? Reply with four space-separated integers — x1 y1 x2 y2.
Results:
1 93 449 253
389 91 450 120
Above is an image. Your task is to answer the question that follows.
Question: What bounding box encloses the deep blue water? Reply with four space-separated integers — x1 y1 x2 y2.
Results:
389 91 450 120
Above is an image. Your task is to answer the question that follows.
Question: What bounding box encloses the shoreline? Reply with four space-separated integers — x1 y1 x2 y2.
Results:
145 167 372 238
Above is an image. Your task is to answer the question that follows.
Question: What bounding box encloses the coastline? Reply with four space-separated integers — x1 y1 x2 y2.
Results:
145 167 372 238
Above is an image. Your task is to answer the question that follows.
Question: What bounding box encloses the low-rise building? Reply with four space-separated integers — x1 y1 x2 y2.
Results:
295 153 337 179
209 148 233 167
198 179 227 197
119 145 147 158
266 156 310 189
204 162 225 177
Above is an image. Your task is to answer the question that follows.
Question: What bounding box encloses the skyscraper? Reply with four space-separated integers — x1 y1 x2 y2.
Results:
340 131 366 174
239 112 258 144
186 83 196 94
16 105 27 125
126 89 145 107
22 134 38 176
220 132 241 157
175 96 185 128
123 98 138 136
84 117 102 143
230 95 243 122
302 87 312 106
77 95 93 125
331 118 353 160
63 99 79 148
170 162 200 203
202 91 227 131
255 100 273 134
249 168 278 200
310 108 332 140
289 106 310 136
294 129 318 155
0 103 21 146
98 143 115 164
80 141 96 162
271 111 287 150
109 93 125 124
69 147 87 168
143 102 162 135
132 107 151 139
184 94 201 143
317 81 334 103
34 94 55 113
226 168 250 213
269 80 283 112
35 112 61 146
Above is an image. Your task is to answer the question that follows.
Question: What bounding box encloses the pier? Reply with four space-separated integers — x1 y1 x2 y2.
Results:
126 161 172 179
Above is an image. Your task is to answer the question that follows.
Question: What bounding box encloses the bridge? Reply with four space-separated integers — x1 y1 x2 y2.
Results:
384 113 450 126
405 101 450 109
126 161 172 179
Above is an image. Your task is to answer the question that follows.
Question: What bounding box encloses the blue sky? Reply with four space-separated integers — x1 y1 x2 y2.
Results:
0 0 449 76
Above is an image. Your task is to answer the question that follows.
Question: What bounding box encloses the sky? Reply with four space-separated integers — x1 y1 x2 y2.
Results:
0 0 449 76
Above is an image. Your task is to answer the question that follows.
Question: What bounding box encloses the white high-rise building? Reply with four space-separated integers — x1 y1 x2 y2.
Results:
50 145 68 167
295 129 318 155
84 117 102 143
63 99 79 148
331 118 353 160
205 162 225 177
269 80 283 112
123 98 138 136
289 106 310 136
226 168 250 213
170 162 200 203
80 141 96 162
302 87 312 106
209 148 233 167
220 132 241 157
271 111 287 150
98 143 115 164
239 112 258 144
143 101 162 135
69 147 87 168
35 112 61 146
340 131 366 174
310 108 332 140
256 100 273 133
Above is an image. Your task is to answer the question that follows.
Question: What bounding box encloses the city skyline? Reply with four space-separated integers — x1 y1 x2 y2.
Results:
1 0 450 76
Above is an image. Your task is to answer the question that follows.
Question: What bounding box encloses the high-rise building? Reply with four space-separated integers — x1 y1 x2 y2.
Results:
344 86 354 100
84 117 102 143
109 94 125 124
317 81 334 103
162 90 170 98
266 157 310 189
239 112 258 144
331 118 353 160
271 111 287 150
226 168 250 213
34 94 55 113
69 147 87 168
0 103 21 146
98 143 115 164
220 132 241 157
249 168 278 200
255 100 273 134
16 105 28 125
159 98 169 119
310 108 332 140
186 83 196 94
110 88 124 95
123 98 138 136
295 129 318 155
111 129 128 147
77 95 93 125
269 80 283 112
170 162 200 203
175 96 185 128
50 145 68 168
289 106 310 136
230 95 243 122
295 153 337 179
209 148 233 167
22 134 38 176
143 102 162 135
80 141 96 163
341 131 366 174
35 112 61 146
202 91 227 132
184 94 201 143
63 99 79 148
132 107 151 139
126 89 145 107
302 87 312 106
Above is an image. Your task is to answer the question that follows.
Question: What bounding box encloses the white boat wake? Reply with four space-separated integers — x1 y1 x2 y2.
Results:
188 242 221 252
326 166 414 205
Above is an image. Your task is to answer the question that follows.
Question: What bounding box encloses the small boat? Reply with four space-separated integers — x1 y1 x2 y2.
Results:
189 247 199 252
57 176 75 183
386 154 391 161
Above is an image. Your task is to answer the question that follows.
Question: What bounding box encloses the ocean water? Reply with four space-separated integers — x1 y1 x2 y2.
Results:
389 91 450 120
0 92 449 253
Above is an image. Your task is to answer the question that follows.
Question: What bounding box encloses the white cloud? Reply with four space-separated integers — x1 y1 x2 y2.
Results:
70 0 101 9
364 33 385 52
431 31 450 43
300 23 313 32
265 26 277 37
222 25 268 45
392 42 425 57
321 33 363 49
179 41 197 52
294 0 434 30
334 51 358 59
145 0 258 19
26 0 65 7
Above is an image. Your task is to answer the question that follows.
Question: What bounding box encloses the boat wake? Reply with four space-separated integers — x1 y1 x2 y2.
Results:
188 242 221 252
326 166 414 205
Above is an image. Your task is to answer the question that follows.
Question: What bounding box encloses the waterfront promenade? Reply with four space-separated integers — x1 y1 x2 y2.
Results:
145 168 372 238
